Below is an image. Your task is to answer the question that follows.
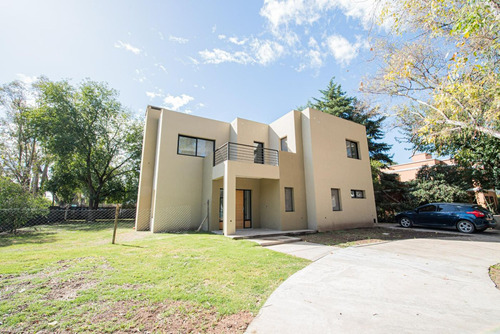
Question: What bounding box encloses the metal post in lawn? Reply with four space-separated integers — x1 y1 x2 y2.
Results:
112 204 120 244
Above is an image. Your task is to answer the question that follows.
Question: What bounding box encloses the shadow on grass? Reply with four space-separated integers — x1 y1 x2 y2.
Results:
0 230 58 247
0 221 135 248
113 243 145 248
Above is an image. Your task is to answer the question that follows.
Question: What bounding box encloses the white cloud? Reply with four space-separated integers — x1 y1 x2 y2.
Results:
163 94 194 110
325 34 365 66
158 32 165 40
212 25 217 33
260 0 386 32
16 73 37 85
114 40 142 55
250 39 284 65
218 34 227 40
228 37 248 45
135 69 147 82
169 35 189 44
155 63 168 74
146 91 162 99
199 48 254 65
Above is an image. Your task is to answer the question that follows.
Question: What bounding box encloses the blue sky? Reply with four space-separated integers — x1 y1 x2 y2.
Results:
0 0 414 163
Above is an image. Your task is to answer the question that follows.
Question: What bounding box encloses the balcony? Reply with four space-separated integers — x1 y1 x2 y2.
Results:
214 142 279 166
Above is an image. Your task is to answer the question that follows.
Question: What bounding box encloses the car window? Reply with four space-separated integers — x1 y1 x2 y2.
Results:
418 205 437 213
438 204 457 212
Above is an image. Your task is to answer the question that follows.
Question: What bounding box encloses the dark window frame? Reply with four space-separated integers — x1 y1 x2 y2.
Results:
285 187 294 212
331 188 341 211
280 136 288 152
177 134 215 158
254 141 264 164
346 139 360 159
350 189 365 199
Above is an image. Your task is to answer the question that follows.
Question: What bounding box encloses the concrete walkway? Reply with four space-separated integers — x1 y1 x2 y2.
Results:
246 237 500 334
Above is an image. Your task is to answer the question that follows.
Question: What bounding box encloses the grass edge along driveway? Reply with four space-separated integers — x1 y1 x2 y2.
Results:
0 223 309 333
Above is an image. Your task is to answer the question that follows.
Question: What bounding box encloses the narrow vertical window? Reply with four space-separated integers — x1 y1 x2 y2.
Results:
219 188 224 222
280 137 288 152
254 141 264 164
331 188 341 211
346 140 359 159
285 187 294 212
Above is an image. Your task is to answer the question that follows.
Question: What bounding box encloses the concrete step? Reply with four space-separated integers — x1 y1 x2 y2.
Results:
248 236 303 246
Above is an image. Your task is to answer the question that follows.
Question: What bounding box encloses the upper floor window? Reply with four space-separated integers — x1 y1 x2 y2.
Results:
280 137 288 152
350 189 365 199
346 140 359 159
177 135 215 157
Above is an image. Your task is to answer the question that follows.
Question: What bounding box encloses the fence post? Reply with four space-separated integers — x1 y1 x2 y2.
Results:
112 204 120 244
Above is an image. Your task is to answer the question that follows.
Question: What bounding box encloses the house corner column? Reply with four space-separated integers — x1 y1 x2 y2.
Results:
223 162 236 236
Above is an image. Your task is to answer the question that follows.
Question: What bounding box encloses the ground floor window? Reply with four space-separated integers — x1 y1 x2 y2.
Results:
331 188 341 211
219 188 223 221
285 187 294 212
351 189 365 199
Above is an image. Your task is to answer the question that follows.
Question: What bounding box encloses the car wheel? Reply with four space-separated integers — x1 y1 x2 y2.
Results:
399 217 413 228
456 220 475 234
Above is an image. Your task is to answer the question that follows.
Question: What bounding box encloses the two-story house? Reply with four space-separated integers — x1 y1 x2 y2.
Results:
135 106 377 236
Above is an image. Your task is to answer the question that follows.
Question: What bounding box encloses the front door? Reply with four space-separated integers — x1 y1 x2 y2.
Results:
236 190 252 229
219 189 252 230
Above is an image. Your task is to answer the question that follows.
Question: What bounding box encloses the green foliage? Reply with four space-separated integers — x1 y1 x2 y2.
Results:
0 177 50 233
409 165 472 205
32 79 143 208
0 81 49 194
368 0 500 168
307 78 393 164
372 161 414 222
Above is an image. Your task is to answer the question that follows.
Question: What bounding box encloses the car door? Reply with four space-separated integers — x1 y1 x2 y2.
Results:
415 204 438 226
435 204 459 227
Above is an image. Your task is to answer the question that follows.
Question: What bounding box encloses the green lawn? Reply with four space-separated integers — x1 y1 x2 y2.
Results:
0 222 309 333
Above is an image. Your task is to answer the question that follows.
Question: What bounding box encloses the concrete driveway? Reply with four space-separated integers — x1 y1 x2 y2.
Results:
246 235 500 334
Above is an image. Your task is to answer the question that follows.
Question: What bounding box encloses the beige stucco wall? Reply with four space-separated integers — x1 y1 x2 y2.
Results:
146 107 230 232
301 108 377 231
270 110 308 231
135 107 161 231
137 106 377 234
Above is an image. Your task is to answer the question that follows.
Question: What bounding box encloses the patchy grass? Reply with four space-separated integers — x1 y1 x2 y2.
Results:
0 222 309 333
490 264 500 289
302 227 458 248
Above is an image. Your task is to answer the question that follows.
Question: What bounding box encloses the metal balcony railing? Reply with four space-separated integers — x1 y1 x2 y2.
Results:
214 142 279 166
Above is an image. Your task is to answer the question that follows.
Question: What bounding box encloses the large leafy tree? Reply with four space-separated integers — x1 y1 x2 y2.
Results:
364 0 499 183
410 165 474 205
0 81 50 194
367 0 499 140
307 78 393 164
33 79 143 209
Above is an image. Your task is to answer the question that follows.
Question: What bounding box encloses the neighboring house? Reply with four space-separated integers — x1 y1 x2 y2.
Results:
382 153 498 210
135 106 377 235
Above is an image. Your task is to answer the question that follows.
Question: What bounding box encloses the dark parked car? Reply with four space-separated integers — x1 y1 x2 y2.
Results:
396 203 496 233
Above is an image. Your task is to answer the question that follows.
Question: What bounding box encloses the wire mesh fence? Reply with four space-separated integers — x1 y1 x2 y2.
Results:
0 207 138 235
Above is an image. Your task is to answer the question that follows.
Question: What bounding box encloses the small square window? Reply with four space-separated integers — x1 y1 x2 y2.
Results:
280 137 288 152
331 188 341 211
346 140 360 159
351 190 365 199
285 187 294 212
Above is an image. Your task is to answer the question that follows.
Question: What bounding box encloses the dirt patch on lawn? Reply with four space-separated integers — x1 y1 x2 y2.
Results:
0 257 111 302
490 264 500 289
302 227 459 247
89 300 253 333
